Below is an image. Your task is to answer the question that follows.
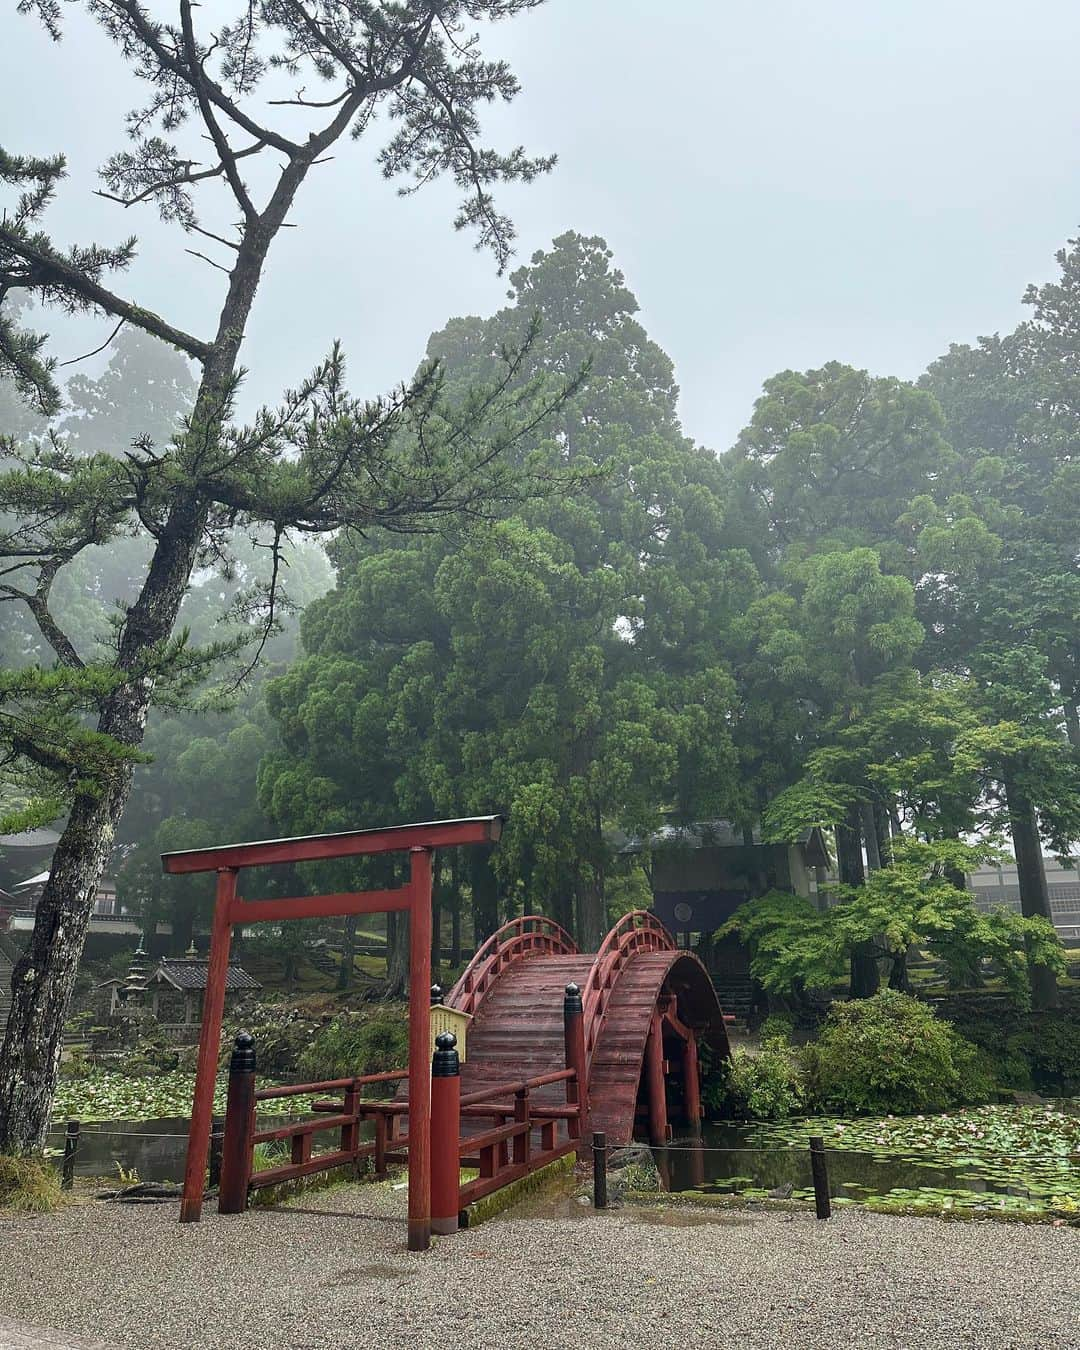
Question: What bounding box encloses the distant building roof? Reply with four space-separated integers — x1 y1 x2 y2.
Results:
620 820 827 853
14 871 51 890
152 958 261 993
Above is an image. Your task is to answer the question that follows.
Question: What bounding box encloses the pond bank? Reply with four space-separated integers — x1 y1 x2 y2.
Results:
654 1104 1080 1220
0 1181 1077 1349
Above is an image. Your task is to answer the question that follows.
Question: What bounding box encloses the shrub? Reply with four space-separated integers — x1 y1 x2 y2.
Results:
217 1002 321 1078
757 1013 796 1044
297 1009 409 1082
1007 1019 1080 1095
705 1042 811 1121
0 1155 62 1212
810 991 992 1116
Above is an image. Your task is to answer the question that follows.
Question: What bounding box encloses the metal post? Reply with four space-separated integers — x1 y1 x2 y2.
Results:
208 1114 224 1191
592 1130 608 1209
407 847 434 1252
430 1031 461 1236
181 866 237 1223
61 1120 79 1191
809 1135 831 1219
563 982 588 1141
218 1032 257 1214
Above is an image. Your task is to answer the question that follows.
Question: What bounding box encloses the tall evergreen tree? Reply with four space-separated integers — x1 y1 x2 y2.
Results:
261 233 754 951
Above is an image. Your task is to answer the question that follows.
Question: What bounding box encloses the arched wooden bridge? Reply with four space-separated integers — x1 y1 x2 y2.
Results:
445 911 731 1145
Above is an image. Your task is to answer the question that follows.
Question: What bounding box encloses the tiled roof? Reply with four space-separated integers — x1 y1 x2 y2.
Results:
153 960 261 992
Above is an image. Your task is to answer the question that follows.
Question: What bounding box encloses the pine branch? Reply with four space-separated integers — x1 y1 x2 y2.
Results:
0 227 211 361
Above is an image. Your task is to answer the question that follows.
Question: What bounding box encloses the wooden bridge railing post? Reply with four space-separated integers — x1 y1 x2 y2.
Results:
563 982 587 1141
430 1031 461 1236
340 1080 360 1160
218 1031 257 1214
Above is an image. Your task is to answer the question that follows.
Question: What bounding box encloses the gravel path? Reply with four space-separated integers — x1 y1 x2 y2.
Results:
0 1181 1077 1350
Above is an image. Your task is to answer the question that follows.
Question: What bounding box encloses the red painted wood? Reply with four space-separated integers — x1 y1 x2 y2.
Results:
684 1030 702 1127
229 887 412 924
431 1070 461 1235
180 868 237 1223
162 815 502 874
447 916 578 1017
407 847 433 1252
645 1010 668 1146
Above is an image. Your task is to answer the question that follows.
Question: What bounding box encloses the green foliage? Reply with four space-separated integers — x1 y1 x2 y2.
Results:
706 1042 811 1121
720 890 844 994
0 1153 62 1212
754 1104 1080 1214
723 838 1063 1009
1006 1020 1080 1096
261 232 751 945
810 992 992 1116
757 1013 796 1044
296 1009 409 1083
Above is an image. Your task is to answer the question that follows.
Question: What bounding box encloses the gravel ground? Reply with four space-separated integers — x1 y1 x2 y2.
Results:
0 1180 1077 1350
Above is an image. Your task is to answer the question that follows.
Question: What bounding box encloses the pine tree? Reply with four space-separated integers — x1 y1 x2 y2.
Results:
0 1 560 1153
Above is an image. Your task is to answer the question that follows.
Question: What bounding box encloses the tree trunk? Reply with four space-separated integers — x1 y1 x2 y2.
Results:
450 853 462 968
574 868 605 953
385 910 408 999
872 799 893 866
431 852 442 981
469 847 499 946
550 878 573 937
1003 770 1059 1010
837 807 879 999
887 948 911 993
336 914 357 992
860 800 882 873
1064 701 1080 753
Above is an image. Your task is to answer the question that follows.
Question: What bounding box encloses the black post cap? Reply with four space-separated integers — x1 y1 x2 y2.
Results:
430 983 444 1005
229 1030 256 1075
431 1030 460 1078
563 981 583 1014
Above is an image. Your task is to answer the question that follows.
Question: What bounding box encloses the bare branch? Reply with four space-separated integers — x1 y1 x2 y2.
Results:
185 248 231 275
58 318 126 367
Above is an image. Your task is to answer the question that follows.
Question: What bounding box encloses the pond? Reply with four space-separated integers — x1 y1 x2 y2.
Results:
48 1069 324 1184
655 1105 1080 1218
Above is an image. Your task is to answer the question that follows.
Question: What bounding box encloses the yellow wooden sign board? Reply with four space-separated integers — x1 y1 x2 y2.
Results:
430 1004 472 1062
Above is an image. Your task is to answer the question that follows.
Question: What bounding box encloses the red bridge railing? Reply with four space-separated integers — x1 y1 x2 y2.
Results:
581 909 676 1067
447 915 577 1016
217 981 587 1231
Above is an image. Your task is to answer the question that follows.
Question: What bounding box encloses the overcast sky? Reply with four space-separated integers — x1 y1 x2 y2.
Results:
5 1 1080 450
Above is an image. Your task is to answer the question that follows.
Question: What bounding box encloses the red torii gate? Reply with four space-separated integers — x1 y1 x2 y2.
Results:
161 815 503 1251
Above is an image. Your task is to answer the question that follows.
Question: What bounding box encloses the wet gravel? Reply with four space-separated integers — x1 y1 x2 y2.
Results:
0 1181 1077 1349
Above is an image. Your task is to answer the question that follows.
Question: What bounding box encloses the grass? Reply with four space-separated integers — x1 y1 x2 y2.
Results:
0 1154 63 1213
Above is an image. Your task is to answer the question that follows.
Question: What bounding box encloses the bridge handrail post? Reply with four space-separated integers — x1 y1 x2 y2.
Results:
563 982 588 1141
219 1031 257 1214
431 1031 461 1236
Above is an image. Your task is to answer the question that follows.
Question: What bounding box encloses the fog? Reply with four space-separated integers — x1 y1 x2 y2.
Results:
5 0 1080 446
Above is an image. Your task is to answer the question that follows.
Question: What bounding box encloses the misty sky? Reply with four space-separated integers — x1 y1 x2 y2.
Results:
4 1 1080 450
